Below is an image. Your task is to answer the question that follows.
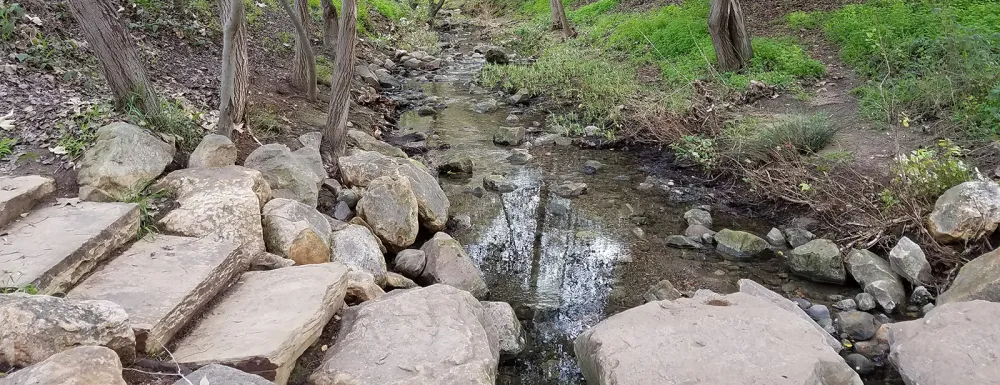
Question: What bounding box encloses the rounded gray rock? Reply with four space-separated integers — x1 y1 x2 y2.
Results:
394 249 427 279
856 293 877 311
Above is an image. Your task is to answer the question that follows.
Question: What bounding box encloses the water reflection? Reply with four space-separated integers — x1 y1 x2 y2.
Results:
466 167 626 384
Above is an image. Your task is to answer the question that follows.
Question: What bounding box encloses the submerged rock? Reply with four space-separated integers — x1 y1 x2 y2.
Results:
926 180 1000 243
439 153 474 175
554 182 587 198
574 290 862 385
507 149 532 164
889 236 933 285
483 174 517 193
493 126 525 146
835 311 877 341
713 229 769 259
845 249 906 313
937 247 1000 304
889 301 1000 385
666 235 701 249
787 239 846 284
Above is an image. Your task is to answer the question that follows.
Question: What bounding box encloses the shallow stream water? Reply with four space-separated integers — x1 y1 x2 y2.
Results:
391 19 869 385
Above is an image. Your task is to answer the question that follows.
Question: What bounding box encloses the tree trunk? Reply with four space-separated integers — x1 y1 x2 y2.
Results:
280 0 317 101
549 0 560 30
321 0 339 56
553 0 576 38
321 0 357 173
217 0 248 138
67 0 159 115
427 0 445 26
708 0 752 72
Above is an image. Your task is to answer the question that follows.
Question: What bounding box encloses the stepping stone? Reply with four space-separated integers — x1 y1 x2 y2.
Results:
67 235 249 354
0 175 55 228
171 263 349 385
0 201 139 294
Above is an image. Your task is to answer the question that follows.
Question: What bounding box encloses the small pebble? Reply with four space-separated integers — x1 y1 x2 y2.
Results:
806 304 831 321
827 294 845 302
713 270 726 276
792 298 812 310
921 303 935 314
834 298 857 311
910 286 934 306
777 272 789 278
781 283 797 293
856 293 877 311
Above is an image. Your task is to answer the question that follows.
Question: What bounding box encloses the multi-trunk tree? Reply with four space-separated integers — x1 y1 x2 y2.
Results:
217 0 248 137
67 0 160 116
321 0 358 171
279 0 317 101
708 0 753 71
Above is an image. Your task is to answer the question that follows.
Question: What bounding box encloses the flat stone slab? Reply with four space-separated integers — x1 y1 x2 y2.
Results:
0 175 55 229
0 202 139 294
172 263 349 385
68 235 248 354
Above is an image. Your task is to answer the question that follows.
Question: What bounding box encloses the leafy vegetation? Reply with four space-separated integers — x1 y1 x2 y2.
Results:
0 136 16 158
124 95 204 152
112 180 167 238
890 139 973 202
0 2 24 43
809 0 1000 137
671 135 718 169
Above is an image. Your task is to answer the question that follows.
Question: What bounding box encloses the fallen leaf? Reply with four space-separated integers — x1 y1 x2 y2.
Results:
26 15 42 26
48 146 68 155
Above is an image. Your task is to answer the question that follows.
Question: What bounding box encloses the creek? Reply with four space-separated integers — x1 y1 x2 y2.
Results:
388 17 862 385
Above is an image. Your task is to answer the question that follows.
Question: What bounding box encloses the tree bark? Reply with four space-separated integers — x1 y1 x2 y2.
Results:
280 0 317 101
549 0 560 30
321 0 357 173
427 0 445 24
67 0 159 115
553 0 576 38
708 0 752 72
321 0 339 56
217 0 248 138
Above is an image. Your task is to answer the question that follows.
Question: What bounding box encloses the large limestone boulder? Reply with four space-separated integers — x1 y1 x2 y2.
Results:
77 122 175 201
188 134 237 168
926 181 1000 243
154 166 272 254
938 247 1000 304
339 150 450 231
574 290 862 385
356 176 419 250
714 229 769 259
737 279 842 351
0 346 126 385
309 285 499 385
889 236 933 285
420 232 488 298
0 294 135 367
330 224 388 285
347 130 407 158
845 249 906 312
262 198 333 265
481 301 525 358
787 239 846 284
888 300 1000 385
244 135 325 207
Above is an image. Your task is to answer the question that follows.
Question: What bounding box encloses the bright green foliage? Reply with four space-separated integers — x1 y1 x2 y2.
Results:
569 0 617 24
578 0 823 88
0 136 16 158
818 0 1000 136
112 181 166 238
481 44 638 123
893 139 973 200
1 2 24 43
786 11 816 29
671 135 718 169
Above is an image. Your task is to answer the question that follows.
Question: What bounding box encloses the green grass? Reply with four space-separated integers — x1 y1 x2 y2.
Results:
0 136 16 158
723 114 837 162
112 180 167 238
482 43 639 123
812 0 1000 137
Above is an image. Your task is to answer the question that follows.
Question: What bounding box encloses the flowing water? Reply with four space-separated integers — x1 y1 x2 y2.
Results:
390 19 861 385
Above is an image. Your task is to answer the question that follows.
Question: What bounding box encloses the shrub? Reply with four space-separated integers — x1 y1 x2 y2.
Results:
0 136 15 158
724 114 837 161
671 135 718 169
893 139 973 200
